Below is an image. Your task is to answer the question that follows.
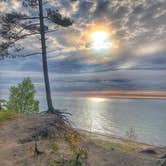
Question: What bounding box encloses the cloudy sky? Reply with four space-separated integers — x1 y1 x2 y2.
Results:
0 0 166 99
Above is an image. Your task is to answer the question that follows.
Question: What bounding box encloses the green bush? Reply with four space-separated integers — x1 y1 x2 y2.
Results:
51 142 59 152
7 78 39 113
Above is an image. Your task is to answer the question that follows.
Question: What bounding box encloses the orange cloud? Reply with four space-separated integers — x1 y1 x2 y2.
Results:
51 90 166 99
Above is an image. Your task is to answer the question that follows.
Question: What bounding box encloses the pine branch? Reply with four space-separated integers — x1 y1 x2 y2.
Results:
18 52 42 57
15 23 40 35
47 9 73 27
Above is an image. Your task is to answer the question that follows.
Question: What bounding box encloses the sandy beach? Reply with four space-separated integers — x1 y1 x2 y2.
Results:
0 113 165 166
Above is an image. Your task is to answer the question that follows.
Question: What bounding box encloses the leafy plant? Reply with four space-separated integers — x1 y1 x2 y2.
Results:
65 131 88 165
49 155 65 166
7 78 39 113
51 142 59 152
49 131 88 166
65 131 81 153
49 154 84 166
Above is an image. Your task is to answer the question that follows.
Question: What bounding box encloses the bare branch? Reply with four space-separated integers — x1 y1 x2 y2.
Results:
18 32 40 39
15 23 40 35
18 52 42 57
18 17 40 20
14 16 48 20
22 0 38 8
0 51 42 60
45 29 59 33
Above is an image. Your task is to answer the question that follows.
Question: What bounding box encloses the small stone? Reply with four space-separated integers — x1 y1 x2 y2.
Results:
140 149 157 155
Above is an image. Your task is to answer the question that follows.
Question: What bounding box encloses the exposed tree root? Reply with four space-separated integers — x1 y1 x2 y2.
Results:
41 107 72 127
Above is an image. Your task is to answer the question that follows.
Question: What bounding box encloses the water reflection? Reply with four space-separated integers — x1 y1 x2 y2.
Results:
38 96 166 146
88 97 106 103
87 97 107 133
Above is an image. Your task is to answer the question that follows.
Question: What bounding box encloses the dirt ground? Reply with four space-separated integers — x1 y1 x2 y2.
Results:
0 114 165 166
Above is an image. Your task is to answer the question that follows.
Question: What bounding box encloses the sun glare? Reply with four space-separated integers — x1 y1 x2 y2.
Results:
89 97 106 102
91 31 112 50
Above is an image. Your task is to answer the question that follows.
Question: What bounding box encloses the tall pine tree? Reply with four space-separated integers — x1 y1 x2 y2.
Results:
0 0 75 113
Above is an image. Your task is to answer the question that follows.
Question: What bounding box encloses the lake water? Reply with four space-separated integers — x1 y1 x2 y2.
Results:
38 96 166 146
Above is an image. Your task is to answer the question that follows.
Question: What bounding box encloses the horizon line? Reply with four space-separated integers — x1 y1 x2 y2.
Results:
1 90 166 100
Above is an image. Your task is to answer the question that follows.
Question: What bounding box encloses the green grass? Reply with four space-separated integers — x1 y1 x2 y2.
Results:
51 142 59 152
92 138 140 152
0 110 18 122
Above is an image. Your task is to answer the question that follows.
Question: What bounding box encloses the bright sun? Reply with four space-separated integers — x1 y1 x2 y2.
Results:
91 31 112 50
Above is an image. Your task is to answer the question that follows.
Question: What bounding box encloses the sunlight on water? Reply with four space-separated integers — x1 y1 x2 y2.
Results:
88 97 106 133
88 97 107 102
38 96 166 146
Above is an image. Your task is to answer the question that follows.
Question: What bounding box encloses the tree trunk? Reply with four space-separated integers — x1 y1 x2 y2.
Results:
38 0 54 112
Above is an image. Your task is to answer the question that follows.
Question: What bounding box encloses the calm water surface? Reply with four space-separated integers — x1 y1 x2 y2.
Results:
38 96 166 146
